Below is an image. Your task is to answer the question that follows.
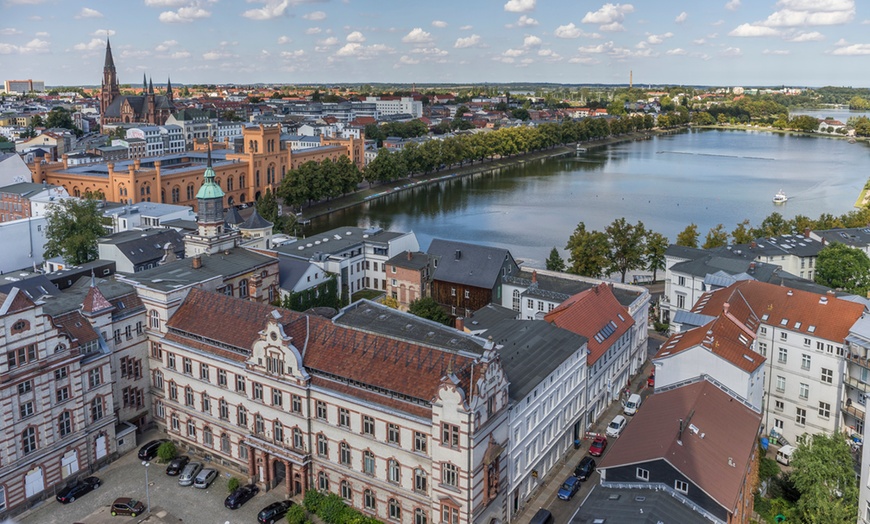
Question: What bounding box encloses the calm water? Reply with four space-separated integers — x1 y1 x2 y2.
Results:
307 129 870 267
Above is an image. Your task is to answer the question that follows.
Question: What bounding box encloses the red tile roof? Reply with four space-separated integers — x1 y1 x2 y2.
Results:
544 283 634 366
52 310 100 349
81 285 114 315
655 313 764 373
599 380 761 513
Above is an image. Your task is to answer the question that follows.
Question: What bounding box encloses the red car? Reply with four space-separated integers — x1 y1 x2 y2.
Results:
647 373 655 388
589 436 608 457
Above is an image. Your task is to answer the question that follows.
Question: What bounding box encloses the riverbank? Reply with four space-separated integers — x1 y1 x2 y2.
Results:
296 128 676 224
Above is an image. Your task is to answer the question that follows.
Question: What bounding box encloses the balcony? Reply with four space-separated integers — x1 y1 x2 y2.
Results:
846 375 870 394
842 400 865 421
846 352 870 370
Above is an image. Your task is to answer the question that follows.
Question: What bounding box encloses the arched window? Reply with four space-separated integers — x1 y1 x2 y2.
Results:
414 468 427 493
340 480 352 500
363 450 375 475
22 427 37 454
221 433 231 453
187 419 197 438
274 420 284 443
240 175 246 188
141 186 146 197
388 459 400 484
149 310 160 329
414 508 428 524
317 434 328 457
172 185 182 201
203 426 213 447
255 413 264 435
58 411 72 436
340 442 351 465
364 489 376 510
239 279 249 298
227 176 234 191
215 178 221 188
219 399 229 420
255 170 260 187
187 183 195 200
389 499 401 521
293 427 303 450
237 405 247 427
318 471 329 491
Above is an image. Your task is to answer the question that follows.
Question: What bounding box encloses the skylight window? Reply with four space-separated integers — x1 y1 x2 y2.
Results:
780 318 788 326
808 325 816 333
762 314 769 321
794 321 801 329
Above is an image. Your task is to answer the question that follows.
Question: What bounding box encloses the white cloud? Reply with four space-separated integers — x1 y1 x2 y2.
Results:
725 0 740 10
666 48 687 55
764 0 854 27
460 25 473 30
432 20 448 28
646 31 673 44
319 36 338 46
35 31 48 37
763 48 791 54
787 31 824 42
335 42 394 58
277 35 291 44
454 34 482 48
203 50 236 60
5 0 46 4
519 15 539 26
15 38 49 54
121 49 149 59
242 0 289 21
577 42 612 53
144 0 187 6
504 0 535 13
159 5 211 23
280 49 305 58
170 50 191 58
721 46 742 56
503 48 525 57
554 23 600 39
75 7 103 18
305 27 322 34
411 47 448 56
154 39 178 52
582 3 634 31
832 42 870 55
91 29 116 37
523 35 542 47
0 28 23 35
346 31 365 43
537 48 561 60
693 38 706 44
303 10 326 21
73 38 105 51
398 55 420 65
568 56 600 64
675 11 687 23
402 28 433 44
729 23 780 37
863 19 870 24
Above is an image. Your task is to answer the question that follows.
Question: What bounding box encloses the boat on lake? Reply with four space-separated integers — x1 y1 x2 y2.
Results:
773 190 788 204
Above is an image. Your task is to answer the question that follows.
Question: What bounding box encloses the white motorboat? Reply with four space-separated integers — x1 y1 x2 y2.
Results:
773 190 788 204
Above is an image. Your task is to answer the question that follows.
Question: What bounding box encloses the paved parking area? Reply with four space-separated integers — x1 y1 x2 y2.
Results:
19 435 289 524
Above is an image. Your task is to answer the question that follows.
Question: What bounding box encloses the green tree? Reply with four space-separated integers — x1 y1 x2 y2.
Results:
227 476 241 494
754 211 791 238
45 107 82 135
156 441 177 463
545 247 565 272
605 218 646 283
675 223 699 248
256 188 297 235
702 224 729 248
565 222 610 278
43 198 107 265
285 504 309 524
408 297 451 325
644 231 668 282
815 242 870 295
731 219 754 244
511 108 530 121
790 432 858 524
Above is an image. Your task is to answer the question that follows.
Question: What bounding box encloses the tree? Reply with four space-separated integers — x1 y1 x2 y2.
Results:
565 222 610 278
815 242 870 295
645 231 668 282
227 476 241 494
43 198 107 265
285 504 309 524
790 432 858 524
45 107 81 135
731 219 753 244
256 188 296 235
156 441 177 463
545 247 565 272
702 224 729 248
754 211 792 238
675 223 699 248
605 218 646 283
408 297 451 325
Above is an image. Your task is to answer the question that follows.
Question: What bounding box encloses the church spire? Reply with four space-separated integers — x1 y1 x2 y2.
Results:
166 77 173 101
148 77 154 94
104 37 115 70
143 73 147 93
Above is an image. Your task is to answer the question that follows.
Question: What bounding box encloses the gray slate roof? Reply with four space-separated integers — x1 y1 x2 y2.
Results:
386 251 430 271
278 256 316 292
118 247 274 291
570 485 709 524
40 277 139 317
466 303 519 331
240 208 273 230
99 229 184 265
0 274 61 301
0 182 51 196
225 206 244 226
428 238 515 289
670 255 780 282
104 95 173 118
504 270 643 308
276 227 403 260
814 228 870 249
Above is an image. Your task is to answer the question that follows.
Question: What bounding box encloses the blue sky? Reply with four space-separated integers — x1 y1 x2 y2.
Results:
2 0 870 87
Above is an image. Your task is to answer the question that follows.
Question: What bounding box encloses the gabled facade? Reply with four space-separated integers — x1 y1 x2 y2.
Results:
385 250 432 311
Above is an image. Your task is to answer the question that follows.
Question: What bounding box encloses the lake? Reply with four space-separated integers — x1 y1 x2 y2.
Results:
307 129 870 267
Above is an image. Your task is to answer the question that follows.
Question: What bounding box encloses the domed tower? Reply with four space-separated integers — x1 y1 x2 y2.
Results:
184 143 240 257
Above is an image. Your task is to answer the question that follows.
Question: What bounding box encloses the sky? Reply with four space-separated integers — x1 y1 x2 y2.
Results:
2 0 870 88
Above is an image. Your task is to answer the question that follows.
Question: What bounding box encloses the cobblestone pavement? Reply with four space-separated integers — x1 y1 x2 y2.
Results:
17 432 289 524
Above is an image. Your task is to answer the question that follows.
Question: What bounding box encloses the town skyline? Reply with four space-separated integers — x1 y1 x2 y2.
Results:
2 0 870 88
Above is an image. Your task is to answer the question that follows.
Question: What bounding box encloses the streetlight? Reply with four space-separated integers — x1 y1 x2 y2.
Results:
142 461 151 514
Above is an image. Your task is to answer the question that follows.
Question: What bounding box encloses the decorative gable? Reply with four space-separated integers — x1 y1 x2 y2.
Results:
249 309 307 381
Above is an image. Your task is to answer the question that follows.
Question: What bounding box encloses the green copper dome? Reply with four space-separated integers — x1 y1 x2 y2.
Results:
196 146 224 200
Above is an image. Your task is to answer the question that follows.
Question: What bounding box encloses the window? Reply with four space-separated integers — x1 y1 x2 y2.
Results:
415 508 428 524
318 472 329 491
169 382 177 401
20 401 34 419
88 368 101 389
54 366 68 380
780 332 788 341
796 407 806 425
636 467 650 481
804 337 811 347
167 352 176 369
200 363 210 381
775 400 784 411
675 480 688 494
464 290 470 299
341 480 352 500
415 468 428 493
218 369 227 387
293 427 303 449
203 426 213 447
676 294 686 309
451 287 456 297
292 395 302 414
237 406 248 427
171 413 180 431
819 401 831 419
339 408 350 428
758 342 768 356
415 432 427 453
760 326 767 335
316 400 327 419
239 444 248 460
778 348 788 364
318 434 328 457
364 489 376 510
821 368 833 384
185 386 194 407
221 433 231 454
677 276 686 286
801 354 811 370
272 388 282 407
91 397 103 422
220 399 229 420
274 421 284 443
22 427 37 455
202 392 211 413
388 424 400 445
363 450 375 475
442 423 459 448
187 419 197 438
253 382 263 401
389 499 401 521
156 400 165 419
441 462 458 487
18 380 32 395
799 383 809 399
255 414 265 435
776 376 785 392
363 415 375 436
150 310 160 329
340 442 352 466
56 387 70 403
441 504 459 524
236 374 246 393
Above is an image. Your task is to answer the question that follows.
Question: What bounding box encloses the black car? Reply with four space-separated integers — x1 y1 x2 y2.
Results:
257 500 294 524
574 456 596 481
55 476 101 503
137 439 169 461
165 455 190 476
225 484 259 510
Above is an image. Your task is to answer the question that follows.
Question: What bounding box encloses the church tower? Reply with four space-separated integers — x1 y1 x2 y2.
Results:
184 143 240 257
100 38 121 122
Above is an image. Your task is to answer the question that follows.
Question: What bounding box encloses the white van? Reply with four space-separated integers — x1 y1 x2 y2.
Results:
776 445 796 466
624 394 642 415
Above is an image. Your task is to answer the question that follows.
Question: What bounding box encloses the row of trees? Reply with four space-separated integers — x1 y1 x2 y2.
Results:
277 156 362 209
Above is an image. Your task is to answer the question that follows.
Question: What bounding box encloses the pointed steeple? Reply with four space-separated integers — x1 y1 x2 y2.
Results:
143 73 147 93
166 77 173 100
148 77 154 94
196 140 223 200
104 38 115 69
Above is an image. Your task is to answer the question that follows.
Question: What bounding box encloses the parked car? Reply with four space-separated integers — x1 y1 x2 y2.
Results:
623 393 642 416
589 435 608 457
647 372 655 388
56 476 102 503
178 462 203 487
193 468 218 489
606 415 627 438
110 497 146 517
557 476 581 501
137 439 168 460
257 500 295 524
574 457 596 481
165 455 190 476
225 484 259 509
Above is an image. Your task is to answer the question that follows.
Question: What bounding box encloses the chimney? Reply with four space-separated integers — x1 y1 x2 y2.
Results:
62 154 68 169
820 296 828 305
407 251 412 261
248 274 261 301
455 317 465 332
750 241 757 249
455 249 461 260
191 255 202 269
532 270 537 283
804 227 811 238
723 302 730 315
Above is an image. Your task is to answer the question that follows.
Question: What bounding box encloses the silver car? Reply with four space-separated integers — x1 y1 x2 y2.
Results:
178 462 203 487
193 468 218 489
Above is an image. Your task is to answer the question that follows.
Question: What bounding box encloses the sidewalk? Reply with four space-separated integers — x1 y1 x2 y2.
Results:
510 359 655 524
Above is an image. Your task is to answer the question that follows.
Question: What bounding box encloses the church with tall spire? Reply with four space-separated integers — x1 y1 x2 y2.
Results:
100 38 175 129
